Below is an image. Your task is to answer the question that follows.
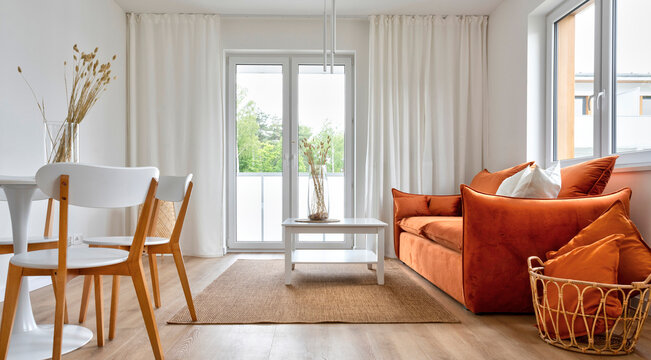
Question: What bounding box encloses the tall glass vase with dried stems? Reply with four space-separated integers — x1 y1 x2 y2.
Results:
18 44 116 163
301 136 332 221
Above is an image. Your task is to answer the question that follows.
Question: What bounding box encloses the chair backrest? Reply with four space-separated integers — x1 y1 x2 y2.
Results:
156 174 192 202
35 163 159 271
36 163 159 208
147 174 193 244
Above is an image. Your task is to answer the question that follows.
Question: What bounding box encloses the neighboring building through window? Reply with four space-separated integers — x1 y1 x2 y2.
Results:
641 96 651 116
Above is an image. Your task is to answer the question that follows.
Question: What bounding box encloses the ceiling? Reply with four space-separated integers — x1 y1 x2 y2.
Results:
114 0 503 16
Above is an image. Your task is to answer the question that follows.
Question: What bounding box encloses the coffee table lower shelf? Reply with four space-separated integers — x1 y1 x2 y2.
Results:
291 249 379 264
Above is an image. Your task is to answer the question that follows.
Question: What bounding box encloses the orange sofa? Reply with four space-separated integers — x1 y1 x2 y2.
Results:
392 158 629 313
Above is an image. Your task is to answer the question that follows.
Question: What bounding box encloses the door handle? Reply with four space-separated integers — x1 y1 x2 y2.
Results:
595 90 605 111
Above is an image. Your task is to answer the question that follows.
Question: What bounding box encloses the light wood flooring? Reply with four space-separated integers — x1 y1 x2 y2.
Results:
16 253 651 359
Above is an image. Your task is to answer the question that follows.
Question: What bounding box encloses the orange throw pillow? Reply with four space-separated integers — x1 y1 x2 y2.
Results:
558 155 618 198
542 235 624 339
546 200 651 284
394 196 430 220
469 162 534 194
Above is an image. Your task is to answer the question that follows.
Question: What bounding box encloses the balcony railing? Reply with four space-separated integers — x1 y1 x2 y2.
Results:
236 172 345 242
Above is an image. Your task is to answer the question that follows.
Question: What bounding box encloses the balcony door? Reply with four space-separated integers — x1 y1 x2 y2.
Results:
226 54 353 250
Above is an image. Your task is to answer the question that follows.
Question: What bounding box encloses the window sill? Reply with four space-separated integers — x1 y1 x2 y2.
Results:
613 163 651 173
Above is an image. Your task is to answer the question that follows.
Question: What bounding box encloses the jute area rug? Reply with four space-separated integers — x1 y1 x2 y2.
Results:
168 259 458 324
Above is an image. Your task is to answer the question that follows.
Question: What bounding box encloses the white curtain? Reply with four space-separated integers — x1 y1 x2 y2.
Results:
127 14 224 256
364 15 487 257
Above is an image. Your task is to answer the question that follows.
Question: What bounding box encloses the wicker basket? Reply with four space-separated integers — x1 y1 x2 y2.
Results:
528 256 651 355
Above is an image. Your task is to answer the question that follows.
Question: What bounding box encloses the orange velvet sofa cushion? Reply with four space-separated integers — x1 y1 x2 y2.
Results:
398 216 463 252
542 234 624 339
547 200 651 284
558 156 618 197
469 162 534 194
397 216 433 236
422 217 463 252
392 188 462 257
460 185 632 313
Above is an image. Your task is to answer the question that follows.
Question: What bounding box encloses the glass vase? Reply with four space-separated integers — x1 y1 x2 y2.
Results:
44 121 79 163
307 165 329 220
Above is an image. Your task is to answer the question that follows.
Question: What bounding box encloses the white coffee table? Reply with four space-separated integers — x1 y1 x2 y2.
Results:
282 218 387 285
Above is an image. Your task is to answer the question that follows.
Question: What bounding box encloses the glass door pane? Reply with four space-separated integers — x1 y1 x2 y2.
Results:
614 0 651 153
297 64 346 243
235 64 284 242
554 0 595 160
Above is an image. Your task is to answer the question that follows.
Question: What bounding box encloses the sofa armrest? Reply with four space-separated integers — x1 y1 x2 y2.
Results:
460 185 632 314
392 188 462 258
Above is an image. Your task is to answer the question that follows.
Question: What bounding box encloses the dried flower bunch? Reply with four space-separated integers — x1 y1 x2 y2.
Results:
300 136 332 170
301 136 332 220
18 44 117 162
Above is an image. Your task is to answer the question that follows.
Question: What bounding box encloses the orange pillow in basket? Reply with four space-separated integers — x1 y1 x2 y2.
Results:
468 161 534 194
542 235 624 339
546 200 651 285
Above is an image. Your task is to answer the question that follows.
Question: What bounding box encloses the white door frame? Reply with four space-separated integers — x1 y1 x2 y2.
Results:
226 52 355 251
226 55 290 250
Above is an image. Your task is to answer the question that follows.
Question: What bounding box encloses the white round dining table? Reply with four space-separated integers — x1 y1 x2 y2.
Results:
0 175 92 359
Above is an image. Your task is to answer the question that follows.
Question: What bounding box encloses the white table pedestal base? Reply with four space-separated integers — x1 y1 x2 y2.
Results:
8 324 93 360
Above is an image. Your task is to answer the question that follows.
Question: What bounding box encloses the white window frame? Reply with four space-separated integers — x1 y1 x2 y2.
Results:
546 0 651 168
225 53 355 251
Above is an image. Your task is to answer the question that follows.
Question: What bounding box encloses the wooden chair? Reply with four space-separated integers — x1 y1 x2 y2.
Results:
0 163 164 360
78 175 197 340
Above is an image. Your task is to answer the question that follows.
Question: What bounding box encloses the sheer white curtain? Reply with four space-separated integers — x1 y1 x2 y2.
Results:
364 15 487 257
127 14 224 256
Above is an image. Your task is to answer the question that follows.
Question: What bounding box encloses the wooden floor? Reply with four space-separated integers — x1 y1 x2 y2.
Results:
18 253 651 359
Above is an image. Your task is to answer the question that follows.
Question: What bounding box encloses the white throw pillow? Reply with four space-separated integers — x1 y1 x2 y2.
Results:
496 162 561 199
495 166 530 196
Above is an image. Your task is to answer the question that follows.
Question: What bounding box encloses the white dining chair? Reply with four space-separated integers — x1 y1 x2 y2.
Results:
78 174 197 340
0 163 164 360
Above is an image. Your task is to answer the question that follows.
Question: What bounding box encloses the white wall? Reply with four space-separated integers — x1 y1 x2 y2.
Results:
488 0 651 241
0 0 127 296
221 16 370 230
486 0 536 170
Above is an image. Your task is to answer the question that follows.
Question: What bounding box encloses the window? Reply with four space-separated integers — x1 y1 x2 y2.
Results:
614 0 651 154
226 55 354 250
548 0 651 166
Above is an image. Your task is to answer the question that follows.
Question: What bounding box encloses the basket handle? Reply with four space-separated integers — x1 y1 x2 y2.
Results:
632 272 651 288
527 256 544 270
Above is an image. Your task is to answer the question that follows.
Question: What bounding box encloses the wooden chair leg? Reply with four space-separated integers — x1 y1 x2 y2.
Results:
148 253 161 308
52 271 67 360
109 275 120 340
129 263 163 360
94 275 104 347
172 249 197 321
79 275 92 323
0 264 23 359
51 274 69 324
